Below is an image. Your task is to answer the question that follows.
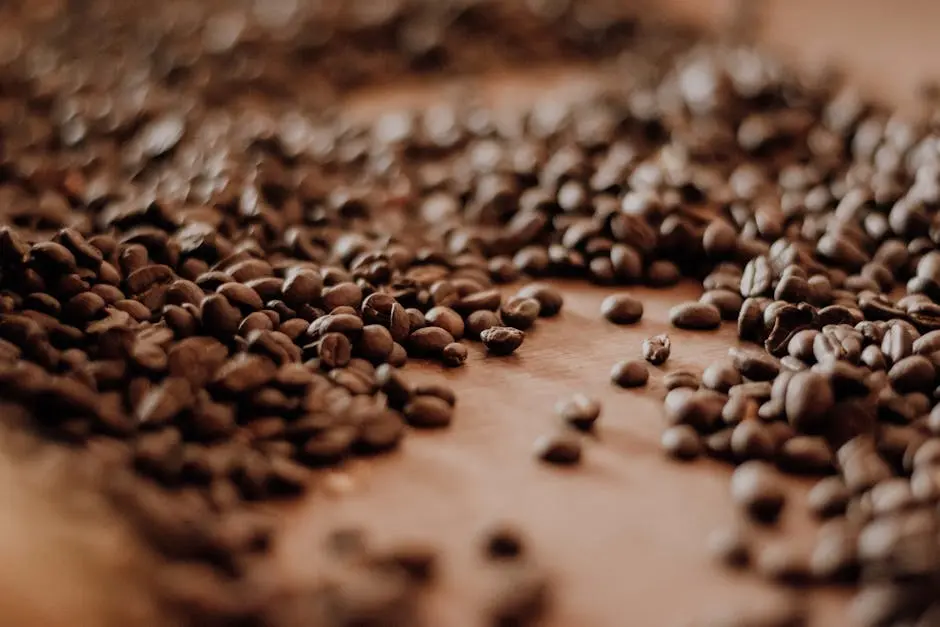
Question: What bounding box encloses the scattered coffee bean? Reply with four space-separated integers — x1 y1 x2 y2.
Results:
403 395 454 429
663 369 700 390
730 462 787 524
610 359 649 388
661 425 702 460
670 302 722 330
499 297 541 331
442 343 469 368
515 283 564 317
600 294 643 325
480 326 524 356
534 433 582 466
556 394 601 431
641 334 671 365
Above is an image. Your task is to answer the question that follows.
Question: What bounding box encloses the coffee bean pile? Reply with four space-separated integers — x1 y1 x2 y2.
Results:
3 0 940 625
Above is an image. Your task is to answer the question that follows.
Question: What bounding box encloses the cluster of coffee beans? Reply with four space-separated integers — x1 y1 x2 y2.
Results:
4 0 940 625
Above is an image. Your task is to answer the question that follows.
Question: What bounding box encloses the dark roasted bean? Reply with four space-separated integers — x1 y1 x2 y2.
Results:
534 432 582 466
515 283 563 317
661 425 702 460
731 461 786 524
670 301 722 330
610 359 649 388
663 369 700 391
556 394 601 431
480 326 524 356
702 360 743 393
641 334 671 365
499 296 541 331
403 395 453 429
600 294 643 325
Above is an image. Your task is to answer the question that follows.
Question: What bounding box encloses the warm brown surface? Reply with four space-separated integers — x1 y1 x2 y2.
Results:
279 283 848 627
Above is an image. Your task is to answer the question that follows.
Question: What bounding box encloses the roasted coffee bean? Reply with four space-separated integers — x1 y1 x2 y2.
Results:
661 425 702 460
784 370 835 434
515 283 563 317
484 527 525 560
466 310 501 340
357 325 395 364
882 323 915 365
730 461 786 524
729 347 781 381
425 306 465 340
738 297 766 343
318 333 352 369
888 355 936 393
534 432 582 466
403 395 453 429
646 260 681 287
600 294 643 325
700 289 744 321
610 359 649 388
765 303 817 357
664 388 726 432
408 326 455 357
480 326 524 356
442 342 469 367
731 421 776 461
702 360 743 393
663 369 700 391
556 394 601 431
641 334 670 365
778 436 833 475
741 256 773 298
499 296 541 331
670 301 722 330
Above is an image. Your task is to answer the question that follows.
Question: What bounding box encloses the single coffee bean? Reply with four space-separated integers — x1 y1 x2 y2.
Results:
556 394 601 431
721 394 758 426
777 436 834 475
661 425 702 460
408 326 455 357
425 306 465 340
534 433 582 466
784 370 835 434
882 323 915 365
730 421 776 461
787 329 819 363
702 360 743 393
729 347 781 381
480 326 524 356
442 342 469 368
888 355 936 393
515 283 563 317
700 289 743 321
318 333 352 369
403 395 453 429
737 297 766 342
670 301 721 330
600 294 643 325
466 310 501 340
484 526 525 560
663 369 700 390
357 325 395 364
730 461 786 524
641 334 670 365
499 296 541 330
610 359 649 388
664 388 726 431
